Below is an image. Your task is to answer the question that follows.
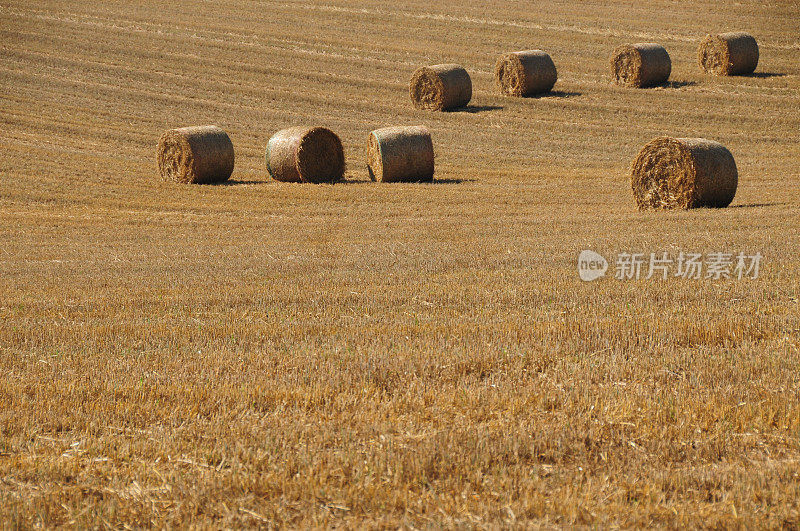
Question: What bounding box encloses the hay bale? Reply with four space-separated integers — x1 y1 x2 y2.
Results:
630 137 738 210
698 32 759 76
409 64 472 111
495 50 557 96
610 43 671 88
266 127 345 184
157 125 234 184
367 126 434 183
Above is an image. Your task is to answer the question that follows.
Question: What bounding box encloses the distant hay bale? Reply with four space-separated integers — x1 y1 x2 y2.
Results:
630 137 738 210
698 32 759 76
366 126 434 183
265 127 345 184
495 50 557 96
409 64 472 111
610 43 671 88
157 125 234 184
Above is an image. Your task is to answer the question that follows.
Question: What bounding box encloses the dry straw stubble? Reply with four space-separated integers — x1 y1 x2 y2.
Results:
698 32 759 75
157 125 234 184
409 64 472 111
266 127 345 184
367 126 434 183
630 137 738 210
495 50 557 96
610 43 671 88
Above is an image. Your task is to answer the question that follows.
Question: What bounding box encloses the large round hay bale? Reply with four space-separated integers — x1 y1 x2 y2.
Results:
409 64 472 111
630 137 738 210
495 50 557 96
157 125 234 184
697 32 759 76
265 127 345 184
610 43 671 88
367 126 434 183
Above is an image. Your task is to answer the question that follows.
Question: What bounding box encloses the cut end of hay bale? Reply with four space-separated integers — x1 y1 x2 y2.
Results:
495 50 557 97
698 32 759 76
409 64 472 111
266 127 345 184
367 125 434 183
157 125 234 184
610 43 671 88
630 137 738 211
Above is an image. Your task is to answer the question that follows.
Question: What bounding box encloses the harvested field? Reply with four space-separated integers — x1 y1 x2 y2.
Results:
1 0 799 527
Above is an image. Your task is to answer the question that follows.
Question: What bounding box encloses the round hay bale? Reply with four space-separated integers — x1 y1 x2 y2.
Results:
157 125 234 184
630 137 738 210
367 125 434 183
495 50 557 96
265 127 345 184
409 64 472 111
698 32 758 76
610 43 671 88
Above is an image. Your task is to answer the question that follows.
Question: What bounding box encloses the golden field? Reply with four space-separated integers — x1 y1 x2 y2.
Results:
1 0 799 526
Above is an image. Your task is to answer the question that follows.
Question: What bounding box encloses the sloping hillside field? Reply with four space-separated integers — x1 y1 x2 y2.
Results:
1 0 799 526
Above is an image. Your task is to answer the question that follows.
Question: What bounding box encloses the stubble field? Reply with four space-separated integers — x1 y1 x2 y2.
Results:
1 0 799 526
